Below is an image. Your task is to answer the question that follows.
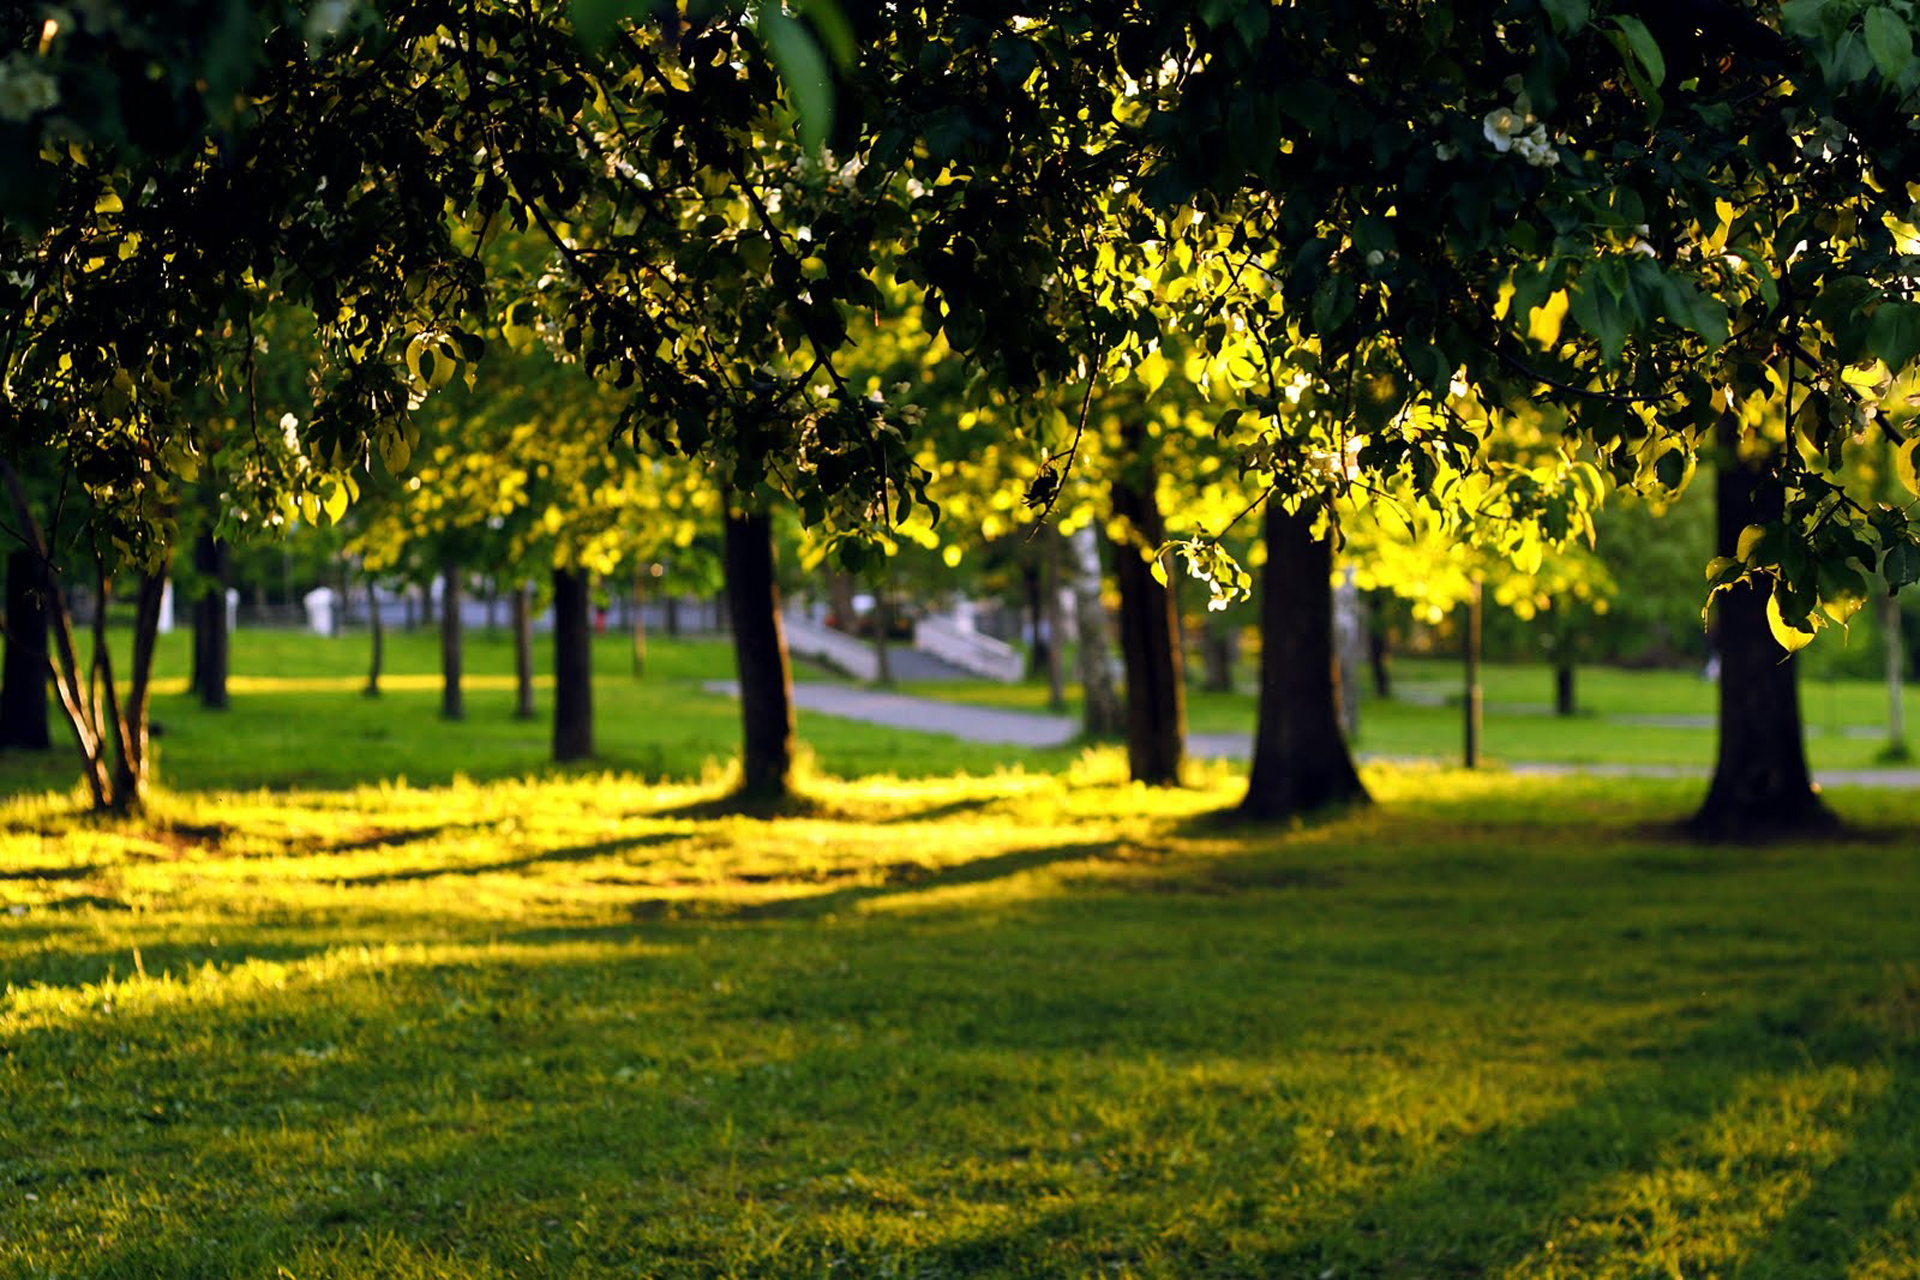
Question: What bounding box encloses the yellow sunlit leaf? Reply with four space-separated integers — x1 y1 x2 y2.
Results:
1736 523 1768 563
1766 592 1816 653
1527 290 1570 350
1898 437 1920 497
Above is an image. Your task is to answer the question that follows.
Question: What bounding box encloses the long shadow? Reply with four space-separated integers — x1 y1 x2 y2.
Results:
0 864 98 881
337 831 686 886
314 824 457 856
873 793 1004 826
0 936 348 999
618 839 1122 923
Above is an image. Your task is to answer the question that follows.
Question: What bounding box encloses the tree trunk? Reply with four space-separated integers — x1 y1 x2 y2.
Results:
1 547 52 749
1688 432 1833 838
106 571 167 814
440 560 464 722
1200 612 1237 694
1022 561 1047 680
190 529 229 710
364 578 384 698
1886 590 1906 756
870 582 893 686
665 593 681 638
1240 502 1369 820
828 573 856 633
1554 660 1577 718
724 511 794 801
1367 595 1394 699
511 581 535 720
552 567 593 761
1069 525 1125 736
1108 461 1185 786
1042 529 1068 713
1463 578 1483 769
633 577 650 664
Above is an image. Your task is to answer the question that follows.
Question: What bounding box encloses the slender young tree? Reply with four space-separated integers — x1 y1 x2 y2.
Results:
552 568 593 761
0 547 52 750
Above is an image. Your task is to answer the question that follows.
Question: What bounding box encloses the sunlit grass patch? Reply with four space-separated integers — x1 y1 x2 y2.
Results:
4 766 1919 1276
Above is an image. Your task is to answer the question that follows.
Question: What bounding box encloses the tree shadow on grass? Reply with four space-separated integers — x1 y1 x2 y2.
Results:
620 839 1126 923
338 831 687 886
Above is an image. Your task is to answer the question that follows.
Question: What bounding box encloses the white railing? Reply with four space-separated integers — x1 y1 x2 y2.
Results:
913 615 1025 682
782 612 880 681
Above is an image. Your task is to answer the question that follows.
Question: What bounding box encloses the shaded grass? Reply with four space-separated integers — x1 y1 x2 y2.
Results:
3 765 1919 1276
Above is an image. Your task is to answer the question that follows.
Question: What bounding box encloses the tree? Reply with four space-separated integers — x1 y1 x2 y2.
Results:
0 544 51 750
724 508 795 802
1241 499 1368 819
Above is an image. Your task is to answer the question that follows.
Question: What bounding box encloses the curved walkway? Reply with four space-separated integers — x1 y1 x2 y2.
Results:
705 680 1920 789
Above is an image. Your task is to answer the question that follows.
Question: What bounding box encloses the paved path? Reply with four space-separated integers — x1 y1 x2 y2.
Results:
705 680 1920 789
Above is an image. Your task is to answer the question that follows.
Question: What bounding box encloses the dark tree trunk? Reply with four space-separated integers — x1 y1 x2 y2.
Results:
1069 526 1125 736
1200 612 1238 694
1240 502 1369 820
1689 433 1834 838
664 593 681 638
631 570 647 678
1367 595 1393 699
552 567 593 761
440 560 464 722
1022 561 1048 679
724 511 794 801
364 579 384 698
870 583 893 686
190 529 229 710
0 547 52 749
511 582 535 719
1108 454 1185 786
1041 529 1067 713
1463 579 1483 769
1554 660 1577 718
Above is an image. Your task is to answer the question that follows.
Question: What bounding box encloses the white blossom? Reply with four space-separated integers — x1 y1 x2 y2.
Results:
0 55 59 121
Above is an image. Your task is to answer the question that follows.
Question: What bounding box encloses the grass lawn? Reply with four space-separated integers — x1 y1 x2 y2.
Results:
4 763 1920 1276
4 630 1919 1275
0 629 1081 802
902 655 1920 769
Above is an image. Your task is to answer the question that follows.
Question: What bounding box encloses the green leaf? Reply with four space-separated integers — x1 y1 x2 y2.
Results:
1654 448 1688 490
1819 562 1869 624
1869 301 1920 373
1614 15 1666 88
759 11 835 151
1866 7 1914 79
1542 0 1590 34
1736 523 1769 564
570 0 628 47
1885 538 1920 590
800 0 856 66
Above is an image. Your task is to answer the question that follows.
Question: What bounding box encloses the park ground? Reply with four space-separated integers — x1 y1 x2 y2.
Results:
3 632 1920 1276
